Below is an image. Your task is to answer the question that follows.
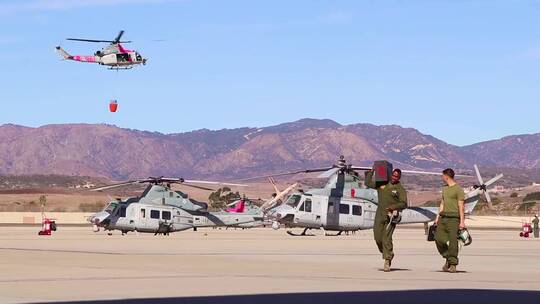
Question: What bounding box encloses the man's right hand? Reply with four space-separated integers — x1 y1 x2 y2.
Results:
434 216 439 225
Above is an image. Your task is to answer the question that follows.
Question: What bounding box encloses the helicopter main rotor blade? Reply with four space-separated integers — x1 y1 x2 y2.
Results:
114 30 125 43
474 165 485 185
90 177 245 192
234 167 334 182
178 183 216 191
400 169 471 177
483 173 504 188
482 173 503 209
89 180 146 191
67 38 115 43
181 180 248 187
317 167 339 179
350 166 372 171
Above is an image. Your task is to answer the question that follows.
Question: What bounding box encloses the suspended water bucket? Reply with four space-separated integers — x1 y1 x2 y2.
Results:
109 100 118 112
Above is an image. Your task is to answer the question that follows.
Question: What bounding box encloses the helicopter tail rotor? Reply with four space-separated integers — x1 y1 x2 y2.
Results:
472 164 503 210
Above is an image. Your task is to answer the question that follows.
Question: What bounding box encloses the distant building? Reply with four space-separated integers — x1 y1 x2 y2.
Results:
489 185 506 193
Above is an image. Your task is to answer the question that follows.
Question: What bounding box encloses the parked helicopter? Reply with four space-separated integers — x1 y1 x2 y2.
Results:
88 177 262 235
55 30 147 69
238 156 503 236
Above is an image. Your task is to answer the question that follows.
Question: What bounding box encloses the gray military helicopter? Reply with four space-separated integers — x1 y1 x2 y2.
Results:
240 156 503 236
56 30 147 69
88 177 263 235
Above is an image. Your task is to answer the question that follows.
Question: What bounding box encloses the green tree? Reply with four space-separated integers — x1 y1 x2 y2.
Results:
523 192 540 202
208 187 241 211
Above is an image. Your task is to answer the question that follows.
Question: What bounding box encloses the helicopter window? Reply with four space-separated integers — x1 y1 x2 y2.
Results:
104 202 119 214
304 199 312 212
299 202 305 211
339 203 350 214
118 206 127 217
352 205 362 216
162 211 171 220
286 195 302 207
150 210 160 219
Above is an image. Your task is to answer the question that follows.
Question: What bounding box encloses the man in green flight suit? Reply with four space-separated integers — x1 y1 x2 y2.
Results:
366 168 408 272
533 214 539 239
434 168 466 273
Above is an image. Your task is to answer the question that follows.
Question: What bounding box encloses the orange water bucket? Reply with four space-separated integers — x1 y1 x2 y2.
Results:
109 100 118 112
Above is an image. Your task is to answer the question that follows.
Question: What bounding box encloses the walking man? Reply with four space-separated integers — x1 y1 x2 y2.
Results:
434 168 465 273
533 214 539 239
366 168 408 272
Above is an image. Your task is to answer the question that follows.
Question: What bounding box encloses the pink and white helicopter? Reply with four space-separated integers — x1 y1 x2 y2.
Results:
56 30 147 70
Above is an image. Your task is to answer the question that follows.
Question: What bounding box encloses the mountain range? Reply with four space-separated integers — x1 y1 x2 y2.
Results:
0 119 538 180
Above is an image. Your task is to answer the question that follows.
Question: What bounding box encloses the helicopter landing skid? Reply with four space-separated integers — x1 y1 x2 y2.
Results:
286 228 315 236
323 230 344 237
108 66 133 70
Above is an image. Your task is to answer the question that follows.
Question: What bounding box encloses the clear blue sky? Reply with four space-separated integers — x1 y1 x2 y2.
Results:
0 0 539 146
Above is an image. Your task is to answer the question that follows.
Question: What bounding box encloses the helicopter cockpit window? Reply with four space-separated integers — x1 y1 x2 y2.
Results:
299 202 305 211
285 195 302 207
104 202 119 214
304 199 312 212
352 205 362 216
118 206 127 217
136 52 142 61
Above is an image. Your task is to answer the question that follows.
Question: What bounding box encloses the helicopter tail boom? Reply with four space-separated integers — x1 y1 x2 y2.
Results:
55 46 98 63
55 46 73 60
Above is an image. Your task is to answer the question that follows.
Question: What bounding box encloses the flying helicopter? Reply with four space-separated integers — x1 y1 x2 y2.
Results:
87 177 263 235
238 156 503 236
55 30 147 69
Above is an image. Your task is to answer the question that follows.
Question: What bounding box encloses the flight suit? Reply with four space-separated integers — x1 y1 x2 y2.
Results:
533 216 539 238
435 184 465 266
366 171 408 261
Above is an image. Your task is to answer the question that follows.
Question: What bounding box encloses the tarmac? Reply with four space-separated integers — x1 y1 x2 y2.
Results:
0 226 539 304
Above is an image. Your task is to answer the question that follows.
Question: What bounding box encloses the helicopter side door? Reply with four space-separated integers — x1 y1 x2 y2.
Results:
337 201 352 230
101 54 117 66
350 202 364 230
325 197 341 230
295 196 320 228
362 200 377 229
134 207 162 232
136 205 151 231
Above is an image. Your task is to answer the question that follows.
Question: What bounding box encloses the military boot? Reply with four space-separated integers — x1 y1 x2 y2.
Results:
448 265 457 273
384 259 391 272
442 261 450 272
